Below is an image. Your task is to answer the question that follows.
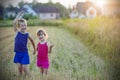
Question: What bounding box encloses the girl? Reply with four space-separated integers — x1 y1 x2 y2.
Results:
36 28 54 77
13 11 36 76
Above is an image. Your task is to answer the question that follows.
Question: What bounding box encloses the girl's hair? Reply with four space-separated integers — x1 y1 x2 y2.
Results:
36 28 48 38
18 18 27 27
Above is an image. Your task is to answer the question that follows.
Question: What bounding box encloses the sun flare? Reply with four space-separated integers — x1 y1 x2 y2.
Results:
96 0 105 7
90 0 106 8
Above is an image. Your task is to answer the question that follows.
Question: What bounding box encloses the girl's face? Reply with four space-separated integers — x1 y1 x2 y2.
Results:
19 22 27 33
38 32 45 42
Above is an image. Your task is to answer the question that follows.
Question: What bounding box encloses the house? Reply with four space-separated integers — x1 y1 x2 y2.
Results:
69 1 101 18
69 6 79 18
4 7 19 19
4 4 60 20
23 5 37 16
4 5 32 19
101 1 120 17
33 6 60 20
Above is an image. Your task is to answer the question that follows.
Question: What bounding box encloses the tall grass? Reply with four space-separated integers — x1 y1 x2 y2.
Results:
64 17 120 80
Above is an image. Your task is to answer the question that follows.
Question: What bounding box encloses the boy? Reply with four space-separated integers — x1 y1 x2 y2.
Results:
13 11 35 76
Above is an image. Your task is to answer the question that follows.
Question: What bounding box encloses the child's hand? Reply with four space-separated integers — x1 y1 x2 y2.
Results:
18 11 24 18
33 51 35 55
50 44 54 48
14 11 24 22
18 11 24 15
49 44 54 53
33 50 36 55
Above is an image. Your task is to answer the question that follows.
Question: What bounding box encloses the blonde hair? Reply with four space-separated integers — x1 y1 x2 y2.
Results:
36 28 48 39
18 18 27 27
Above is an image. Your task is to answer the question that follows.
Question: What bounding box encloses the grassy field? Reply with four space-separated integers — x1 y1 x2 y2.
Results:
0 26 108 80
64 17 120 80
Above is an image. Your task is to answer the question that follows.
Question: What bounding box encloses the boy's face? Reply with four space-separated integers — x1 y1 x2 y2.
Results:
19 22 27 32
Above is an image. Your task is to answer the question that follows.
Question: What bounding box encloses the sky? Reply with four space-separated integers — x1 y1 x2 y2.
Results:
1 0 109 8
36 0 86 8
1 0 87 8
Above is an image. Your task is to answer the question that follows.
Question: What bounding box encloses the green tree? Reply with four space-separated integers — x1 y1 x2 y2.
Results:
18 1 25 8
54 2 69 18
0 3 4 20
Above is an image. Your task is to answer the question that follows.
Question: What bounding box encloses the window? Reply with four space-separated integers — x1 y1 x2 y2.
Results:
51 13 53 16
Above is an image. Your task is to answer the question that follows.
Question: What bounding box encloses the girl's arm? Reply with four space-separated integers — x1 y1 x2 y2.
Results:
49 45 54 53
47 42 54 53
28 36 36 55
13 11 24 32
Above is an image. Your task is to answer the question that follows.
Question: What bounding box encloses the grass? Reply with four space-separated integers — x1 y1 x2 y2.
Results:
0 19 64 27
63 17 120 80
0 26 108 80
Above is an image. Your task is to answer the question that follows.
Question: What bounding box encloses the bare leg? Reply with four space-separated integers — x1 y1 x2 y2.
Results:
39 67 44 75
22 65 30 76
44 69 48 75
43 69 49 80
16 63 23 75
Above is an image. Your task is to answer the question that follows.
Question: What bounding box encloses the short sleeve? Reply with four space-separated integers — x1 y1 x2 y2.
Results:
47 41 50 47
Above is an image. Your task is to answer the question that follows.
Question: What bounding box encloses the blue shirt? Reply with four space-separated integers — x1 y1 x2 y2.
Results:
14 32 29 52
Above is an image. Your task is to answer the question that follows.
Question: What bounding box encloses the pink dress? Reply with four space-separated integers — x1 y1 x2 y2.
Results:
37 42 49 69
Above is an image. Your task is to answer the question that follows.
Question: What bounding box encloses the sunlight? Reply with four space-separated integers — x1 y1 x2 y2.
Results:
90 0 106 8
96 0 105 7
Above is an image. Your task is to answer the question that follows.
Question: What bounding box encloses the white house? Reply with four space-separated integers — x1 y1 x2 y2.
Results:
69 1 101 19
4 5 60 20
86 6 97 18
69 9 78 18
4 5 35 19
4 7 19 19
33 6 60 20
23 5 37 16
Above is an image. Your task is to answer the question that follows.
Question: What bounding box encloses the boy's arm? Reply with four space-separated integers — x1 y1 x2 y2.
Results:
13 17 19 32
28 36 36 55
13 11 24 32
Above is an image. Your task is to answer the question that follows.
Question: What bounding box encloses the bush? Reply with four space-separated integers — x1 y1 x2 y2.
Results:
27 19 64 26
23 14 39 20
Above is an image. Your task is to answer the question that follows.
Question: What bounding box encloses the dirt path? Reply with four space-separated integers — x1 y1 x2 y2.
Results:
0 27 108 80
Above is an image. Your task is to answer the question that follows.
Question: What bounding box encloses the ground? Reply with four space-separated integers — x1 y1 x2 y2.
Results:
0 26 108 80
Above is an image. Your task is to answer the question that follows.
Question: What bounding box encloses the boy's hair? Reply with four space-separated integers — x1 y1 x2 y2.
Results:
18 18 27 27
36 28 48 38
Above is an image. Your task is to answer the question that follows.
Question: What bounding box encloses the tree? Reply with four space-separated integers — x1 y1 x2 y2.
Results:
0 3 4 20
18 1 25 8
54 2 69 18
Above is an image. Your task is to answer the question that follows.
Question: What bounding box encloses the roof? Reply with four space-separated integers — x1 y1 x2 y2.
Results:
16 8 28 13
33 6 59 13
76 1 95 10
76 1 101 15
4 7 27 13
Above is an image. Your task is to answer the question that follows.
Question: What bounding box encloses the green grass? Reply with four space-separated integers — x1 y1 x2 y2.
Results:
0 19 64 27
0 26 108 80
63 17 120 80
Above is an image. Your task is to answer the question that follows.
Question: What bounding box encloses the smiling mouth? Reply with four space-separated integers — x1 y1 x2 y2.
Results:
39 37 43 40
